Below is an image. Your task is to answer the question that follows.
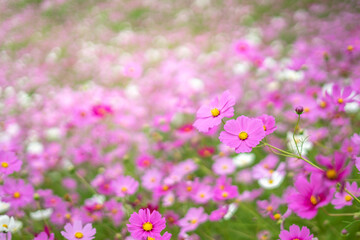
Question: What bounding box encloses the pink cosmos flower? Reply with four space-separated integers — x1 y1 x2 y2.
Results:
279 224 313 240
257 114 277 136
104 199 124 226
61 221 96 240
307 152 351 186
179 207 208 234
127 208 166 239
92 104 113 118
212 157 236 175
326 84 355 111
286 174 335 219
33 232 55 240
219 116 265 153
2 178 34 208
213 176 239 201
331 182 360 209
111 176 139 197
193 90 235 133
0 151 22 176
136 154 154 169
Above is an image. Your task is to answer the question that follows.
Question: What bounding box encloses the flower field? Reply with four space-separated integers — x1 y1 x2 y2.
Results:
1 0 360 239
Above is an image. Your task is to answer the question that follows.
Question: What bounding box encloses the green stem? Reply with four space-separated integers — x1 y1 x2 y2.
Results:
292 115 302 157
75 172 97 195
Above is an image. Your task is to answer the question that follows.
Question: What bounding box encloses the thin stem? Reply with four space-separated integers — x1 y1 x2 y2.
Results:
322 209 356 216
75 172 97 195
292 115 302 157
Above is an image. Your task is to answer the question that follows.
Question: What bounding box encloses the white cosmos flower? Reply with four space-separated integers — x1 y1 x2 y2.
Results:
30 208 53 221
258 171 284 189
0 215 15 232
0 200 10 214
233 153 255 168
9 220 22 233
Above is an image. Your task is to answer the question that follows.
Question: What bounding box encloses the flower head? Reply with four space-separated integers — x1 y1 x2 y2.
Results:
193 91 235 133
127 208 166 239
111 176 139 197
61 221 96 240
286 174 335 219
279 224 313 240
0 151 22 176
219 116 265 153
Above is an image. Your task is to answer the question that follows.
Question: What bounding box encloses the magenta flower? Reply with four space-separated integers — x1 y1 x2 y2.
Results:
2 178 34 208
111 176 139 197
326 84 355 111
219 116 265 153
286 174 335 219
61 221 96 240
279 224 313 240
308 152 351 186
257 114 277 136
193 90 235 133
33 232 55 240
179 207 208 234
209 205 228 221
127 208 166 239
0 151 22 176
331 182 360 209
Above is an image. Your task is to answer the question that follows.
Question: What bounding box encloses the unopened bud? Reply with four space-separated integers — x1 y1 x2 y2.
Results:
295 106 304 115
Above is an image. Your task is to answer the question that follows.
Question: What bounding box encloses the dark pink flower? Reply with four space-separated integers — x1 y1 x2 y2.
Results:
286 174 335 219
193 91 235 133
219 116 265 153
127 208 166 239
279 224 313 240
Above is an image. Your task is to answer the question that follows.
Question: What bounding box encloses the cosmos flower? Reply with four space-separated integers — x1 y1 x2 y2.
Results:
111 176 139 197
127 208 166 239
193 91 235 133
61 221 96 240
331 182 360 209
286 174 335 219
179 207 208 234
279 224 314 240
0 151 22 176
219 116 265 153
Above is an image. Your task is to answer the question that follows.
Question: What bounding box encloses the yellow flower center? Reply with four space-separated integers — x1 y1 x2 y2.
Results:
148 237 155 240
74 232 84 239
2 224 8 228
199 193 205 198
238 131 248 140
338 98 344 104
211 108 220 117
268 179 274 184
326 169 337 180
310 195 318 205
111 208 118 214
266 206 273 212
121 187 128 192
162 185 169 191
13 191 21 198
222 192 229 198
347 45 354 51
273 213 281 220
320 101 326 108
304 107 310 112
222 165 228 170
143 222 153 231
190 219 197 224
347 147 353 153
345 195 352 202
186 186 192 192
65 213 71 219
1 162 8 168
263 125 266 131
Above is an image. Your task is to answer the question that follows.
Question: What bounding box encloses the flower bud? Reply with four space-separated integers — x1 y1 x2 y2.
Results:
295 106 304 115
